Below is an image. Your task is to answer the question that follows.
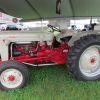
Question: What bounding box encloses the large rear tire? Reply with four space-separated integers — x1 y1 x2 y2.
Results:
67 34 100 81
0 61 30 90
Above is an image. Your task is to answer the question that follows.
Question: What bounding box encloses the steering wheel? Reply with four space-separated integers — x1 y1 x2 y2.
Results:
47 24 61 32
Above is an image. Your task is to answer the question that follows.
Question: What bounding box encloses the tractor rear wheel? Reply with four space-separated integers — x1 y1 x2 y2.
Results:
67 34 100 81
0 61 30 90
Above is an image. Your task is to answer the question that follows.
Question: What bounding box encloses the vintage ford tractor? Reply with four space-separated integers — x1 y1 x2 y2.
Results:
0 24 100 90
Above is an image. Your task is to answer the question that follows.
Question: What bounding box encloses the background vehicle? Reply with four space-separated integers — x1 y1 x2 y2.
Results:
0 24 100 90
0 24 28 31
71 25 80 31
82 23 97 31
6 24 19 30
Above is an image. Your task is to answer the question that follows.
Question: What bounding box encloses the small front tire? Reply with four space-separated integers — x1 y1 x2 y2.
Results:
0 61 30 91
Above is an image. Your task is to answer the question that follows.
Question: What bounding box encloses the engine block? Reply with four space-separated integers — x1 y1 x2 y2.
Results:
10 41 69 65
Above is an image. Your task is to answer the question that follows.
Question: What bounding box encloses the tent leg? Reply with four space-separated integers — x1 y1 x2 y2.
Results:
41 19 43 31
90 17 92 24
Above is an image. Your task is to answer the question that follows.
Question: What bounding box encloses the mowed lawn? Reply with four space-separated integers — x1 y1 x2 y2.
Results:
0 65 100 100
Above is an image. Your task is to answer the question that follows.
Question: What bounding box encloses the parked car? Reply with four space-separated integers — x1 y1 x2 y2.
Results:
0 24 28 31
6 24 19 30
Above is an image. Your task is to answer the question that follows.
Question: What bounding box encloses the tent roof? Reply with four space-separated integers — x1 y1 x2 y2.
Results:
0 0 100 21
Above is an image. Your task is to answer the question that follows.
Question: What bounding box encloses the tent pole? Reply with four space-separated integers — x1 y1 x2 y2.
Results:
74 17 76 25
90 17 92 24
41 19 43 31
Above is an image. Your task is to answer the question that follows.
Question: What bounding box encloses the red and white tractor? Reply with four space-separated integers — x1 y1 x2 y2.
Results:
0 24 100 90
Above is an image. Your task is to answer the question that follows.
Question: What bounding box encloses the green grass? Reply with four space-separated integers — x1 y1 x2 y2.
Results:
0 65 100 100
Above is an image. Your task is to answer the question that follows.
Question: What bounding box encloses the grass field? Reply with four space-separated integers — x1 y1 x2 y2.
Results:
0 65 100 100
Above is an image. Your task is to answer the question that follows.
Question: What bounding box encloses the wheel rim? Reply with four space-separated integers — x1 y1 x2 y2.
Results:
0 68 23 88
79 45 100 77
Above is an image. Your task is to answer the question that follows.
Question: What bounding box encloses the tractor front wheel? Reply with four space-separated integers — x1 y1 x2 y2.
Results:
0 61 30 90
67 34 100 81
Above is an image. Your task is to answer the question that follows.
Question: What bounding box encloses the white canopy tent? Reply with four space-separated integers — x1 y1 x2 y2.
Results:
0 0 100 21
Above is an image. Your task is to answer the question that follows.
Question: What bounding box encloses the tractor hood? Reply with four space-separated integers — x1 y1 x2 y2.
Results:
0 31 54 42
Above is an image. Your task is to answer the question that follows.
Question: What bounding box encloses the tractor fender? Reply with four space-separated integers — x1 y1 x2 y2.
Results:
68 31 100 46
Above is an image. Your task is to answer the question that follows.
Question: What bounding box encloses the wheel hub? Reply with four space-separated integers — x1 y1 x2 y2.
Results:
8 75 15 81
90 58 96 64
0 69 23 88
80 47 100 71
